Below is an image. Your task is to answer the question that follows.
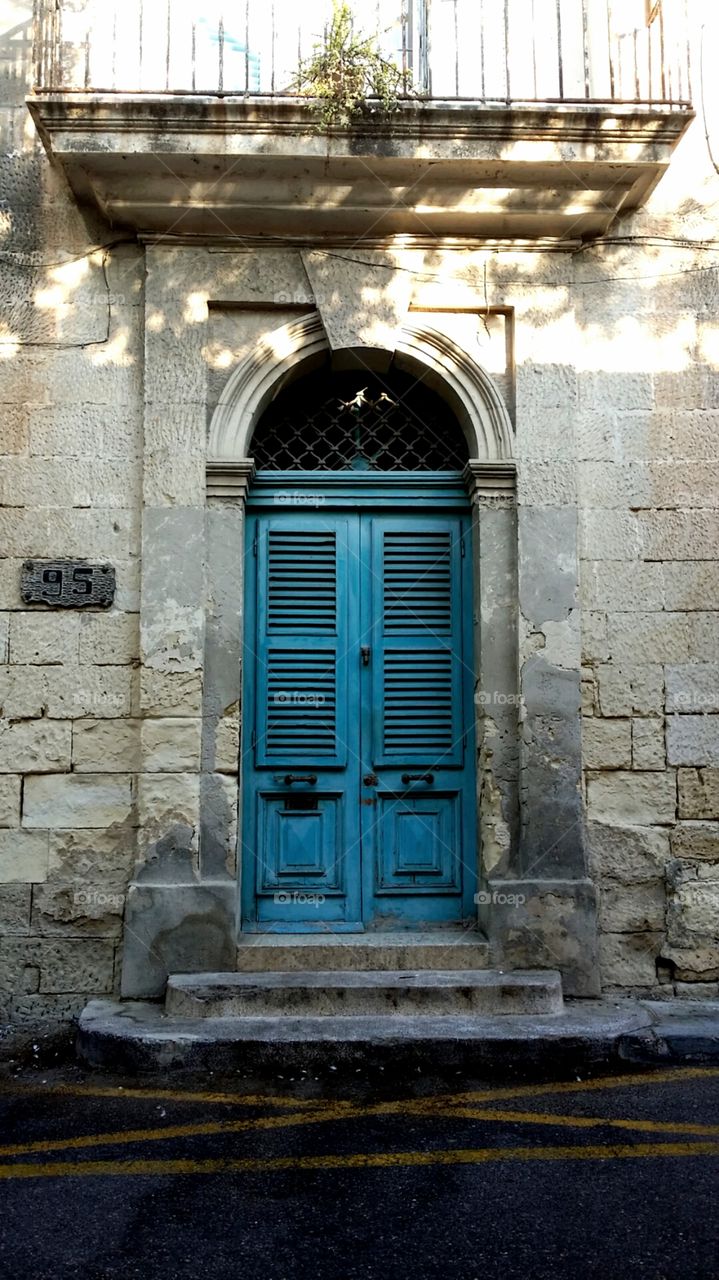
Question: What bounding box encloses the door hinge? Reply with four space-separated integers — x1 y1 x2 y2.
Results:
460 535 466 557
252 532 258 557
251 729 257 749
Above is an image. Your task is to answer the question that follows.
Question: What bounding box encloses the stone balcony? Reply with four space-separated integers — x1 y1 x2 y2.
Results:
28 94 692 246
29 0 694 245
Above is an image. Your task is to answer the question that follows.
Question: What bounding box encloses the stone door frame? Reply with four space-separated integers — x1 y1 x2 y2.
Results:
120 246 598 999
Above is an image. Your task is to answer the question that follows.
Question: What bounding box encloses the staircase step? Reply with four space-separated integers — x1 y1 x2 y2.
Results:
236 930 490 973
77 997 654 1076
165 969 564 1018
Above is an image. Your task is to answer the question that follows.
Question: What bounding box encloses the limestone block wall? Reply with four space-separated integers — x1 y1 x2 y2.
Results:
0 2 143 1023
576 95 719 996
1 1 719 1022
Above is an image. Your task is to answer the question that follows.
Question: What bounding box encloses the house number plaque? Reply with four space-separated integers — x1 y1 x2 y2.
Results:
21 560 116 609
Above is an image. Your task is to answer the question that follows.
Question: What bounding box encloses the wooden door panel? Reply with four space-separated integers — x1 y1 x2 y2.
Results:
242 513 361 929
363 514 476 926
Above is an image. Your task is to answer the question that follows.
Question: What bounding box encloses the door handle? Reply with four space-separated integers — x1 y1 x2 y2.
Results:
281 774 317 786
401 773 435 785
363 773 378 786
361 645 371 666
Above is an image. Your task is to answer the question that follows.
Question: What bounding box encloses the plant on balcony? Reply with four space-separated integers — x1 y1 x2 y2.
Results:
292 0 408 129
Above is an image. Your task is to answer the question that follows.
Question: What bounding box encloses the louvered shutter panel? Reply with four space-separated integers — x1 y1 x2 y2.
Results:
372 520 463 768
255 519 347 767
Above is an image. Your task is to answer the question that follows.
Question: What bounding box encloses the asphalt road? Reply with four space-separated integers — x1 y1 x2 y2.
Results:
0 1064 717 1280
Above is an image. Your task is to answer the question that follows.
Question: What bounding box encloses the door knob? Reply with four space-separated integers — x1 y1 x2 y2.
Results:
363 773 378 786
401 773 435 785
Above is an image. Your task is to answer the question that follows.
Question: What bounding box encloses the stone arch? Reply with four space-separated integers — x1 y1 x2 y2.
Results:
208 312 514 465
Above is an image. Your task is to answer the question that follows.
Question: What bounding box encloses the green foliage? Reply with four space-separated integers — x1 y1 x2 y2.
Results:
292 1 408 130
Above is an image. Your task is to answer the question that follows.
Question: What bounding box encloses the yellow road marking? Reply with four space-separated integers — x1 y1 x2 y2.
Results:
0 1096 476 1159
439 1107 719 1137
2 1064 716 1113
423 1067 719 1110
1 1140 719 1180
2 1066 717 1162
4 1085 719 1161
0 1081 323 1109
0 1105 350 1159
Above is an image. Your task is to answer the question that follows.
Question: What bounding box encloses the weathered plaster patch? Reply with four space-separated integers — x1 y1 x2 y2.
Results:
141 604 204 672
479 739 512 877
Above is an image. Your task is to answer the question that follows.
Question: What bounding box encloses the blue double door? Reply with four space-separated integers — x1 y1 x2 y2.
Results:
241 503 477 931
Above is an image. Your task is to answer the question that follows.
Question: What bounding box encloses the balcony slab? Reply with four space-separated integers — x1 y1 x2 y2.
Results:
28 96 693 244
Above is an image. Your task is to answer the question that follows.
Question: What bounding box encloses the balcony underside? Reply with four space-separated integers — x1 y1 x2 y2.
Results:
29 96 693 245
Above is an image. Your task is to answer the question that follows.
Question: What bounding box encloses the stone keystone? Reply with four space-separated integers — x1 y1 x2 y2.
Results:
301 250 414 369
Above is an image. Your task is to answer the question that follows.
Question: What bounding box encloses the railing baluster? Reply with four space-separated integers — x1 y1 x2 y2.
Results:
271 0 276 94
644 3 649 99
659 0 666 98
425 0 431 94
581 0 590 98
504 0 510 102
453 0 459 98
478 0 485 100
684 0 692 103
555 0 563 98
35 0 51 90
665 0 674 102
31 0 693 106
606 0 615 99
138 0 143 92
165 0 171 92
33 0 40 90
245 0 250 95
110 3 116 90
527 0 532 97
400 0 406 84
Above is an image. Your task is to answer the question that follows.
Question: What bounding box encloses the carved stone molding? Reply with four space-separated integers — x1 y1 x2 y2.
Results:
207 312 515 476
463 460 517 506
206 459 256 500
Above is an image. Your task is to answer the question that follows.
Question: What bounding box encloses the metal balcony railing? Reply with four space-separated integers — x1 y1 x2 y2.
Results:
32 0 692 104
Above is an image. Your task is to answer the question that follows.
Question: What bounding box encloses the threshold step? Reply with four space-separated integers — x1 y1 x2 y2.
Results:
236 930 489 973
165 969 564 1017
77 997 654 1076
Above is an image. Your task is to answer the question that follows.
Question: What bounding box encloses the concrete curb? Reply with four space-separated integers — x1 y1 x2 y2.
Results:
77 997 668 1077
617 1001 719 1065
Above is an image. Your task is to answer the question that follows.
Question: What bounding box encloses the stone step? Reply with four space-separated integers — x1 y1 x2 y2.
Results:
77 997 655 1076
235 930 490 973
165 969 564 1018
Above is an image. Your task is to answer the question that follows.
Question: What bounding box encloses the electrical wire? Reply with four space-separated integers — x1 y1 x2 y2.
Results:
3 229 719 351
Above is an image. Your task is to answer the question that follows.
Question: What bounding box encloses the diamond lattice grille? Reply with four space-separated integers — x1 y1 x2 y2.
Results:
250 369 469 472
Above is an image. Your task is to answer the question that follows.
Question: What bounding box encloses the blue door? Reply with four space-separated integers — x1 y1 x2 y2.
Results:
241 503 477 931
